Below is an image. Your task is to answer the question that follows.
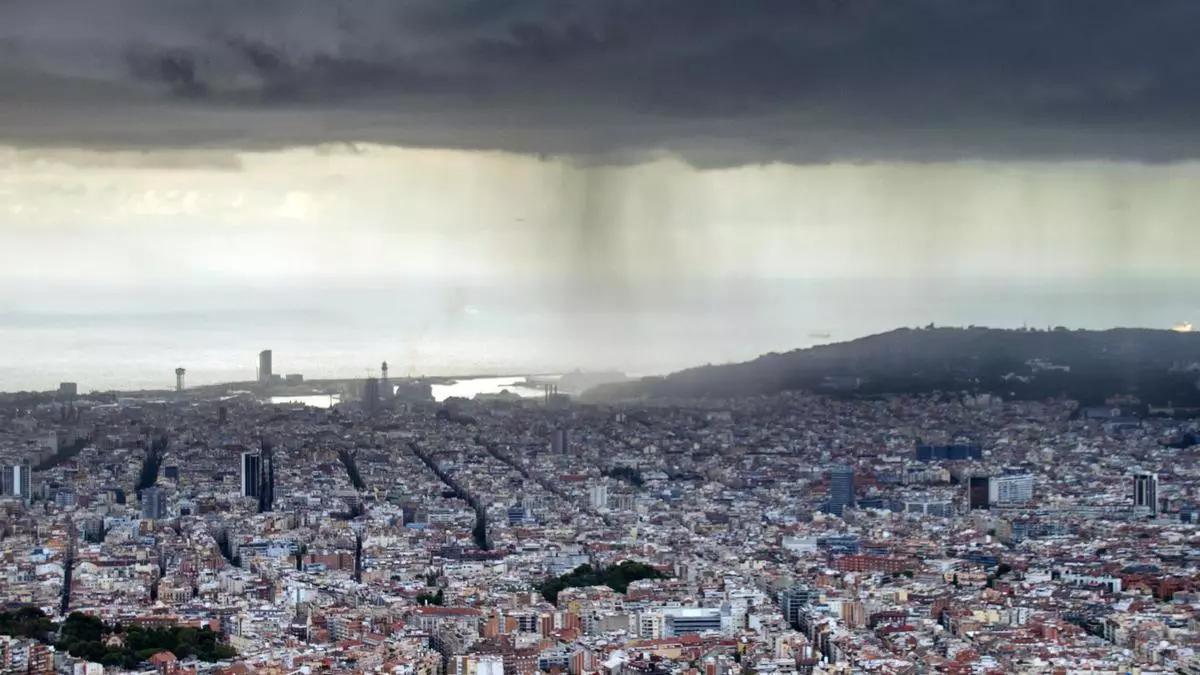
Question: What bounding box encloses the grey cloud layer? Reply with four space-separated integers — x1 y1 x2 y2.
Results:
1 0 1198 165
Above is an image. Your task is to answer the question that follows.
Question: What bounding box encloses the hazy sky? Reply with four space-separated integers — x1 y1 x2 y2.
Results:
2 1 1199 389
4 146 1200 291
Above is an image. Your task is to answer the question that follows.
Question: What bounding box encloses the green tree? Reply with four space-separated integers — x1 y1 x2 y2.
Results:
539 561 667 604
0 607 53 640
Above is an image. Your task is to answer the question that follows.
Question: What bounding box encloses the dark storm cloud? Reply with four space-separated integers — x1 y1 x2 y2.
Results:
2 0 1200 165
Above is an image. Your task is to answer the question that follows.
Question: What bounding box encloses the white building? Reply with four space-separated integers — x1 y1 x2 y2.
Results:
588 483 608 510
989 474 1033 505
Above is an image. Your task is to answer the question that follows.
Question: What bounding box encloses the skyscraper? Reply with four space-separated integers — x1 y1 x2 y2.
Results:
242 452 261 499
258 349 273 386
1133 472 1159 515
589 483 609 510
1 464 31 501
141 486 167 520
780 586 821 628
826 465 855 516
362 377 380 415
258 439 275 513
550 428 569 454
968 476 991 510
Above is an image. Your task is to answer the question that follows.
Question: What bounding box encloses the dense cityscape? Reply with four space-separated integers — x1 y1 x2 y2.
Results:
6 2 1200 674
2 347 1199 675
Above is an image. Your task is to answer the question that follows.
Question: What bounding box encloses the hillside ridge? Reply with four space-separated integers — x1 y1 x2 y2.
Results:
584 326 1200 404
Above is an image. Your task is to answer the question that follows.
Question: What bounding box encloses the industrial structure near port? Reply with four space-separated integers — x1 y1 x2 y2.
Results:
163 349 426 406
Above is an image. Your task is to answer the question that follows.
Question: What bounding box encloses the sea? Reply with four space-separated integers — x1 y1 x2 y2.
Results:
1 278 1194 393
265 376 543 408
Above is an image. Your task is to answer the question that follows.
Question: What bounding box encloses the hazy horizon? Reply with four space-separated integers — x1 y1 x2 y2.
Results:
2 276 1195 392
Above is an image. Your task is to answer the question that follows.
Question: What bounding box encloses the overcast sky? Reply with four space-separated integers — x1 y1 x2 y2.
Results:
2 1 1199 387
3 0 1200 162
